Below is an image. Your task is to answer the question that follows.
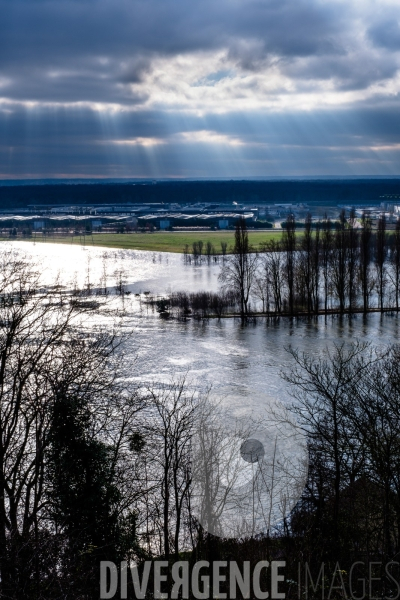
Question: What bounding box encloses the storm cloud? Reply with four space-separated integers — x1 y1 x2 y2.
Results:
1 0 400 177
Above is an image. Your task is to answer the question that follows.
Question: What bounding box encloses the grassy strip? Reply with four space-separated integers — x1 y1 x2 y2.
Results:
4 230 283 253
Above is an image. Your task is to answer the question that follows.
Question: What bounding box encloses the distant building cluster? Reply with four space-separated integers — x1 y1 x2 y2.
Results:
0 201 270 234
2 196 399 238
338 202 400 223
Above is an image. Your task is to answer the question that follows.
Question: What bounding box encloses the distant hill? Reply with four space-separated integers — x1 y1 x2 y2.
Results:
0 179 399 210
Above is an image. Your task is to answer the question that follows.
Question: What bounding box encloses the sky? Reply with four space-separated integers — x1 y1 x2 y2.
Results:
1 0 400 179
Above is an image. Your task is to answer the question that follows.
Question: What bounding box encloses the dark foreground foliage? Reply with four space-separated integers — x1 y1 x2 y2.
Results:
3 248 400 599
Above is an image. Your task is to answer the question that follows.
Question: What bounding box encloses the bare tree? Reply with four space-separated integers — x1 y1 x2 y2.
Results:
252 275 269 313
283 342 376 549
183 244 190 264
192 242 200 263
331 210 348 313
375 214 387 311
311 222 321 314
282 214 296 315
140 378 197 559
285 341 400 571
359 211 373 312
219 218 258 320
0 249 134 597
261 240 284 315
347 208 359 313
296 214 320 314
321 216 333 313
296 216 310 313
114 266 127 296
347 346 400 559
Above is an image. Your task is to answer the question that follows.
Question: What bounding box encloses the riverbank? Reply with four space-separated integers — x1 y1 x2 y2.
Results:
2 230 282 253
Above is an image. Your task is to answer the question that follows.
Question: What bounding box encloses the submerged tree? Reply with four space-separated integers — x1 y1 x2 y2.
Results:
297 214 320 314
321 215 333 313
219 218 258 319
359 211 373 312
282 214 296 315
331 209 348 313
347 208 359 313
375 213 387 312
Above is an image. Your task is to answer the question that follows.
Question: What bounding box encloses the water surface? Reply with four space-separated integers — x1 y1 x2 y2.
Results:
7 241 400 416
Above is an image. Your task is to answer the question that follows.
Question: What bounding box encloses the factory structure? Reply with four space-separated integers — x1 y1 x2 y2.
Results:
1 196 398 238
0 201 269 235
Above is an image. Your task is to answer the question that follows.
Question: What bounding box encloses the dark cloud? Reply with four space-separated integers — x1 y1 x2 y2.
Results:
1 0 400 176
283 52 399 91
368 19 400 51
0 0 356 105
117 58 152 84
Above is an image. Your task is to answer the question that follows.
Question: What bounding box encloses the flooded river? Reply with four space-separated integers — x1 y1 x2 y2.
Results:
7 240 400 416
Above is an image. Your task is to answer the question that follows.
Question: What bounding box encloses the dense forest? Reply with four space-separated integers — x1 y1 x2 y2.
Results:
0 179 400 209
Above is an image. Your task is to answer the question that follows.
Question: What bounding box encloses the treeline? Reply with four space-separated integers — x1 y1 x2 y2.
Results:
1 179 399 209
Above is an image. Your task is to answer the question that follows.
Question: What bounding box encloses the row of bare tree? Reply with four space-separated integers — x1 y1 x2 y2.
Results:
220 213 400 319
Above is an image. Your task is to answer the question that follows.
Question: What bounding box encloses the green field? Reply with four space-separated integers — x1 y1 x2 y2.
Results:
9 230 283 253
